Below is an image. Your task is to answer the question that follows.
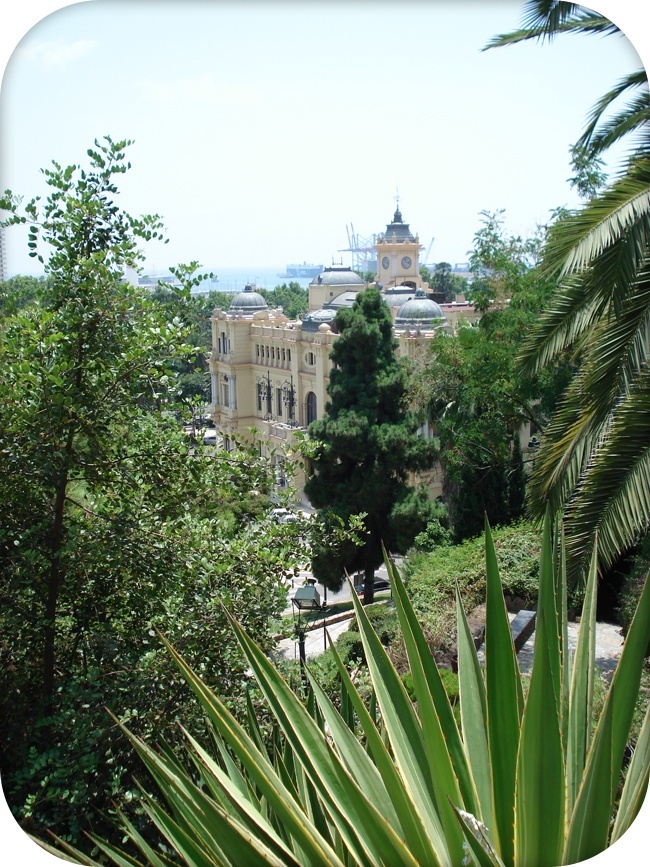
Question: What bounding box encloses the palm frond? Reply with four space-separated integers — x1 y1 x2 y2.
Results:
577 72 650 157
563 369 650 583
518 163 650 376
484 1 616 50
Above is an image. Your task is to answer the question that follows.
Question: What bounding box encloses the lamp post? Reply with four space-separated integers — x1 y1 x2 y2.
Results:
291 578 327 686
257 371 274 421
282 375 297 427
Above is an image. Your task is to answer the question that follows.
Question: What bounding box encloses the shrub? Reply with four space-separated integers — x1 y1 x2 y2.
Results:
42 516 650 867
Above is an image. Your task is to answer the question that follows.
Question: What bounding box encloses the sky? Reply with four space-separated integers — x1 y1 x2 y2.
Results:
1 4 650 863
1 0 649 281
0 0 641 275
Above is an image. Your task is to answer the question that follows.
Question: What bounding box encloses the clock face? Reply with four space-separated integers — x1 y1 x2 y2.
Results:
401 256 412 269
381 256 390 269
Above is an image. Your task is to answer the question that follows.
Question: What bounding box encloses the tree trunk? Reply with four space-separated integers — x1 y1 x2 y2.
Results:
362 562 374 606
43 467 69 711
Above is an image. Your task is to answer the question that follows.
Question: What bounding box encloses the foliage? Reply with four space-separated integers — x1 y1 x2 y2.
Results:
568 144 607 200
405 521 542 653
409 212 570 541
491 5 650 585
0 274 51 314
0 139 303 848
260 281 309 319
304 286 436 602
55 514 650 867
413 500 453 552
617 536 650 643
429 261 467 301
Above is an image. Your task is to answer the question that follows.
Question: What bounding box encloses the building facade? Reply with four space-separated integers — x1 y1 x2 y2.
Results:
207 207 480 496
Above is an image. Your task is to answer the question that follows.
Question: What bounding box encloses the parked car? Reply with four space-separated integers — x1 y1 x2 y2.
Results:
270 507 299 524
202 429 218 445
354 575 391 595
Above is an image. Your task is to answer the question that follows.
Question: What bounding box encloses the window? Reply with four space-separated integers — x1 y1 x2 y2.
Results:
306 391 317 425
220 381 229 408
306 351 315 366
256 344 260 357
276 387 283 418
287 349 291 362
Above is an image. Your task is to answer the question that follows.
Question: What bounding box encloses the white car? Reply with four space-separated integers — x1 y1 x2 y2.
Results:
270 507 299 524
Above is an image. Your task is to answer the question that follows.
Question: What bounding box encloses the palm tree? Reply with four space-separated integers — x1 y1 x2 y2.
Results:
487 1 650 584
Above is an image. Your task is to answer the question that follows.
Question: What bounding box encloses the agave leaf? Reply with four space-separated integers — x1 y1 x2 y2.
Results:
610 699 650 843
177 725 302 865
383 555 476 863
484 517 523 864
347 571 462 866
385 548 480 818
450 804 507 867
33 835 101 865
155 632 346 867
114 718 291 867
566 562 650 862
555 522 570 751
563 684 615 864
88 828 164 867
304 668 401 832
514 605 566 867
113 807 177 866
455 583 494 833
566 543 598 815
605 560 650 800
225 613 422 867
325 629 442 866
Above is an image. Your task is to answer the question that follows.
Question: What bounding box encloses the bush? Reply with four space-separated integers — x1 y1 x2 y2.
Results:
403 521 541 653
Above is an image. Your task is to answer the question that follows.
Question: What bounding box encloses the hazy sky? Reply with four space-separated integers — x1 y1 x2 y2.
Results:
1 0 649 280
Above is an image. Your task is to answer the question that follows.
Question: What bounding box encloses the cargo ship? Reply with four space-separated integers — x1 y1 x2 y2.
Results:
278 262 323 279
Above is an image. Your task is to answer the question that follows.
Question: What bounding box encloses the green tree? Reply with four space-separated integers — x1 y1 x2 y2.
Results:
410 217 565 541
489 1 650 584
431 261 467 301
260 281 308 319
0 139 303 846
0 274 50 314
303 286 435 603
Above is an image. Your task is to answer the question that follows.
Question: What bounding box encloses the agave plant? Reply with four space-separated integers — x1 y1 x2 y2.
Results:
46 514 649 866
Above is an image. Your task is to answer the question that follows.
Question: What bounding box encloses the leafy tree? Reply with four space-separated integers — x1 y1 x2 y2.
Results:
0 138 303 846
260 281 308 319
489 1 650 584
466 210 542 313
430 261 467 301
303 286 436 603
568 143 607 200
0 274 50 314
410 216 565 541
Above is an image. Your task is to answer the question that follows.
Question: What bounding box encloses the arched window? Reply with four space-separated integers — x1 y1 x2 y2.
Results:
306 391 317 426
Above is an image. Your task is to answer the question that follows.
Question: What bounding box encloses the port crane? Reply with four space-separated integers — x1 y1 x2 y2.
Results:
340 223 435 274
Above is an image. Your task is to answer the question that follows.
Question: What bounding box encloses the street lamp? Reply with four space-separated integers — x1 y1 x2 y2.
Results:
257 371 274 421
282 375 297 427
291 578 328 681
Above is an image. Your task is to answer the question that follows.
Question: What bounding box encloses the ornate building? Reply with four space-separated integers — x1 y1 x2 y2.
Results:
207 207 479 494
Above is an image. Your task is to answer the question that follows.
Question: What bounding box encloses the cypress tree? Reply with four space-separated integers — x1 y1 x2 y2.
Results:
304 286 435 603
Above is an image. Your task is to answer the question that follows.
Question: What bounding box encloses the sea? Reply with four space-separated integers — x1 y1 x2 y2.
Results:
192 266 316 295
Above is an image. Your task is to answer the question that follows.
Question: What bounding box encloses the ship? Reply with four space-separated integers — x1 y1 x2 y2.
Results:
278 262 324 279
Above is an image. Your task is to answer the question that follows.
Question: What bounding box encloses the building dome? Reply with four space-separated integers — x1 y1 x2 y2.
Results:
325 291 360 309
301 307 337 332
229 283 268 314
310 266 364 287
395 289 445 329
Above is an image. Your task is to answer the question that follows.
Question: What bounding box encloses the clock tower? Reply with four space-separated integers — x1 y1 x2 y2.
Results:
374 202 424 290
